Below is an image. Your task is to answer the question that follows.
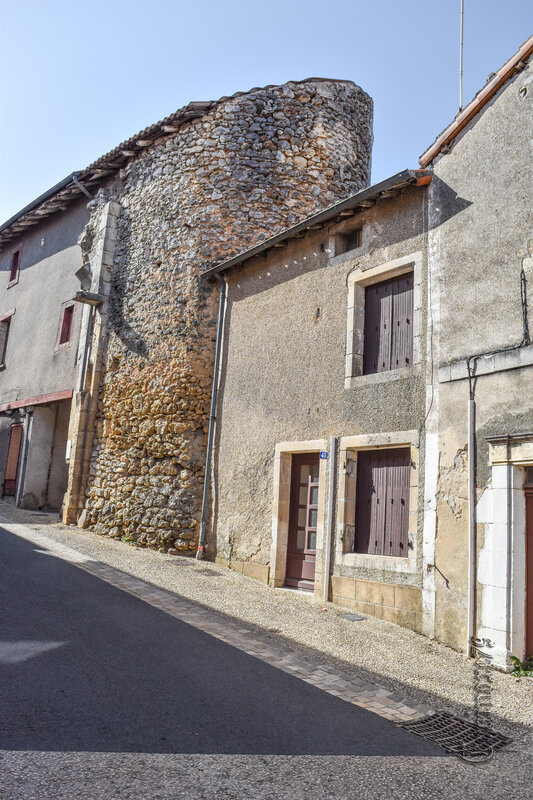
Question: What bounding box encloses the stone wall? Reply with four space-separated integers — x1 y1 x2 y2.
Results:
77 79 373 552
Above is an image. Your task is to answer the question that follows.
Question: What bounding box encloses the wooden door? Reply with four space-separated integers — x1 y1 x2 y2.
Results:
285 453 319 590
526 487 533 658
3 423 23 496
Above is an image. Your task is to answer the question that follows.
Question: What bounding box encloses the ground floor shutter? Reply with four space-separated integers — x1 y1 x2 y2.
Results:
355 448 410 557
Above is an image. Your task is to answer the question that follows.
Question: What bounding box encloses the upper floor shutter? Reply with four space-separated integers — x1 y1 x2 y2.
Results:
363 272 413 374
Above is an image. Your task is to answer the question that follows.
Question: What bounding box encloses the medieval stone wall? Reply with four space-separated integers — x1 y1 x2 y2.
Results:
78 79 373 552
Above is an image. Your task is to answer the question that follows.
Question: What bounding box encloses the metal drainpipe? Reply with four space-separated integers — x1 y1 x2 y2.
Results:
323 435 336 603
196 277 227 560
505 436 513 659
15 409 33 507
78 306 94 392
467 386 476 655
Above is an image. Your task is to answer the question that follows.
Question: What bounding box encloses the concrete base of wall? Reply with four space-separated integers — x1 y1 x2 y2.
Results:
215 555 270 584
331 575 423 633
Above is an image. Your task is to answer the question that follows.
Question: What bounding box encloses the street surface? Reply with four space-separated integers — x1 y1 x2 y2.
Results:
1 523 530 799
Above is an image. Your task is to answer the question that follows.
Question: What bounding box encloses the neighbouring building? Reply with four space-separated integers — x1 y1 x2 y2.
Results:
201 36 533 668
0 184 89 509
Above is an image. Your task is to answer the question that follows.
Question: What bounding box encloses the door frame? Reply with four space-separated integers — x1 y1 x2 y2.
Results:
3 422 24 497
270 439 328 597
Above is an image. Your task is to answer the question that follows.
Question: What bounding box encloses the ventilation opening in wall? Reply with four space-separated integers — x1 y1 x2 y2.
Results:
343 229 362 252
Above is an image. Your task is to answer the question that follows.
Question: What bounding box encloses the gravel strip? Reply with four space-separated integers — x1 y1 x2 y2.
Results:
2 502 532 743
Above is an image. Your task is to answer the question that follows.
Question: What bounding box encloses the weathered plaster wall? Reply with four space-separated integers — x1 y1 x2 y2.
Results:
79 79 373 551
213 187 427 604
429 60 533 653
0 199 87 404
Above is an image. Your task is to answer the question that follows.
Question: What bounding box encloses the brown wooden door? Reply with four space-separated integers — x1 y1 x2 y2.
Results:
526 488 533 658
3 423 23 496
286 453 319 590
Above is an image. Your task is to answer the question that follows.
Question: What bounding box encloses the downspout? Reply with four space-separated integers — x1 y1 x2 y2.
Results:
466 362 476 655
15 409 33 507
323 435 336 603
464 266 529 655
196 276 227 560
505 436 513 658
78 306 94 392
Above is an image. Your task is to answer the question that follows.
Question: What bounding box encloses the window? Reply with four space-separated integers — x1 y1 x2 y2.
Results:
363 273 413 375
8 249 21 287
354 448 410 557
343 228 362 252
0 315 12 366
55 302 75 351
345 252 422 386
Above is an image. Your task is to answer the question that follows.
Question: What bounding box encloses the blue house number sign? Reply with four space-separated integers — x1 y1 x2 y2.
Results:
319 451 328 459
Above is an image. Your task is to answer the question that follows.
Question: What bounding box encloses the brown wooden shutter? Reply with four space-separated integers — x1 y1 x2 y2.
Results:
363 273 413 374
355 448 411 557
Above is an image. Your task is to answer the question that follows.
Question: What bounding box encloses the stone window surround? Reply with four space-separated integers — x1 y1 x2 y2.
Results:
344 251 423 390
269 438 328 598
476 435 533 667
336 430 419 575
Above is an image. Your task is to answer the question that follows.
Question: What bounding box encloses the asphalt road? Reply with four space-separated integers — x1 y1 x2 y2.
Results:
0 526 442 758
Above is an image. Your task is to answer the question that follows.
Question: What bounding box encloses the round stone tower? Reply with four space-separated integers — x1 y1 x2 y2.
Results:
72 78 373 551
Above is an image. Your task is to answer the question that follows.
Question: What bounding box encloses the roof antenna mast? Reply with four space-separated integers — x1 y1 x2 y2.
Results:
459 0 465 112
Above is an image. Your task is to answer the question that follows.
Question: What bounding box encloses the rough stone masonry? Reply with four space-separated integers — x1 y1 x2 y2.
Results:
75 79 373 552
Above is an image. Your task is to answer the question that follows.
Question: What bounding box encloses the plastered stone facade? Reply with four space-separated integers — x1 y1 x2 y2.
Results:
77 79 373 551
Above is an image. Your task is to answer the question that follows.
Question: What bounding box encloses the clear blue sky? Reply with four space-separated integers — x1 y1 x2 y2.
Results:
1 0 531 223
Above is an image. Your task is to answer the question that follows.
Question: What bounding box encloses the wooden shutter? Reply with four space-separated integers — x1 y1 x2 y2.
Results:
355 448 410 557
0 318 10 364
59 305 74 345
363 273 413 374
9 250 20 283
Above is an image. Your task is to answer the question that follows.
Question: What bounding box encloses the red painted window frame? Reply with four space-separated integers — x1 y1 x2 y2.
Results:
55 301 76 351
8 247 21 288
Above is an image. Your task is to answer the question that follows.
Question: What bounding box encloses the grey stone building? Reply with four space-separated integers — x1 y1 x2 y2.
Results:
202 36 533 668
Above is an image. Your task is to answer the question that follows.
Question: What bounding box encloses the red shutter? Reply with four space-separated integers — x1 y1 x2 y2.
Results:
59 305 74 345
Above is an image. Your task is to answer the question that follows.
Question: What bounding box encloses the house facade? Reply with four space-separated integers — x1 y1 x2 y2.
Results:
203 170 431 633
0 189 89 509
202 37 533 668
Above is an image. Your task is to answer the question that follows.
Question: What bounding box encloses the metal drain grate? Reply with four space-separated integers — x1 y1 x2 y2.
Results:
400 711 512 762
340 613 367 622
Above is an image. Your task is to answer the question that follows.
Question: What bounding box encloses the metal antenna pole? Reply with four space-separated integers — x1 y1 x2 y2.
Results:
459 0 465 111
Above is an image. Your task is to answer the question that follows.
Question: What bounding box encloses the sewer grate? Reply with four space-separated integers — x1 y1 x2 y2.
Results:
340 613 367 622
400 711 512 762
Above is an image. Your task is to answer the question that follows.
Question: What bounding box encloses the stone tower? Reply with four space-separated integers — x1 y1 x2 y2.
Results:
66 78 373 552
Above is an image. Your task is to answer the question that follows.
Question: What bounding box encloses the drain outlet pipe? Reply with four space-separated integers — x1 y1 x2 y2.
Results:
323 435 337 603
196 277 227 560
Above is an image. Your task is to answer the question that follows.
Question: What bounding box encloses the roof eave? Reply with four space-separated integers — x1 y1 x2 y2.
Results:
420 35 533 168
202 169 431 279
